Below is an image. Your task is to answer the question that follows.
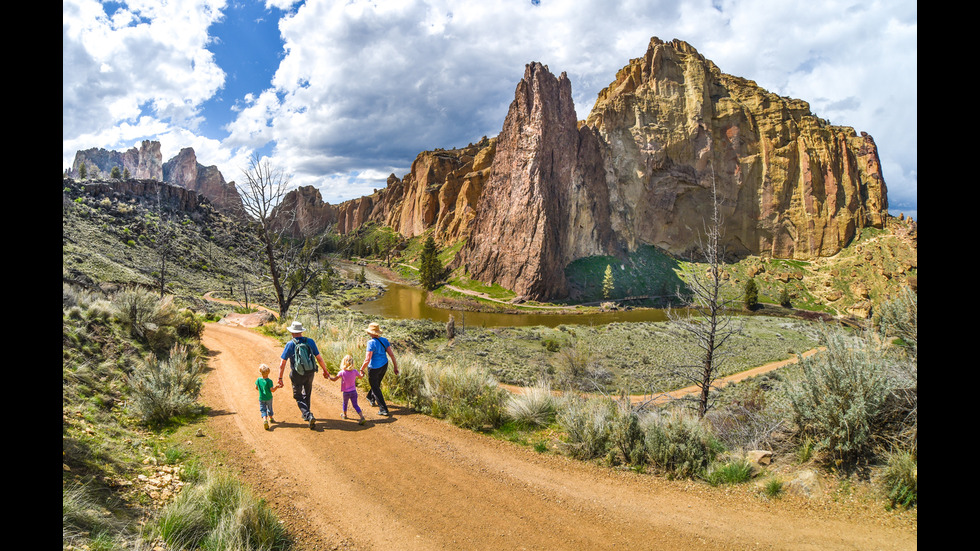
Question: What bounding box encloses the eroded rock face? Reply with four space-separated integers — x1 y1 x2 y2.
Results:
331 139 496 244
162 148 243 215
459 63 614 300
70 141 243 216
71 140 163 181
584 37 887 260
270 185 338 237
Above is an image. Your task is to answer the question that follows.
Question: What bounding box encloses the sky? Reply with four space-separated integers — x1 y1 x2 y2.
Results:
63 0 917 220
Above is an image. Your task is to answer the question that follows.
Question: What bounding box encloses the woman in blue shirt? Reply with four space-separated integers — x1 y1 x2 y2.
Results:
360 322 399 416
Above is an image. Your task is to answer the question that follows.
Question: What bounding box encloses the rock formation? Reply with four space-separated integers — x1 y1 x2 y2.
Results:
584 37 887 261
330 138 496 244
70 141 243 216
270 185 338 237
162 148 243 215
71 140 163 181
318 38 888 300
459 62 615 299
69 37 891 302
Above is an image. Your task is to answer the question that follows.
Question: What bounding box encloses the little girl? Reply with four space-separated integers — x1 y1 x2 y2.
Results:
255 364 279 430
330 355 366 424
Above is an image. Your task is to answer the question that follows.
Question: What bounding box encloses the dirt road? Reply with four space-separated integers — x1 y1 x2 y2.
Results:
196 323 916 550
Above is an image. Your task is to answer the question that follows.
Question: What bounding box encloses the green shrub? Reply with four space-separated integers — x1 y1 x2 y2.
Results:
744 278 759 310
644 411 720 479
880 449 917 509
128 344 204 426
787 328 890 466
763 477 784 498
609 402 646 465
705 457 754 485
557 396 616 460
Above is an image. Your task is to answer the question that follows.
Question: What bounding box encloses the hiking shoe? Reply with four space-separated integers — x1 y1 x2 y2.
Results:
358 418 366 425
341 413 348 419
264 419 270 430
268 417 276 424
378 410 390 416
309 417 316 430
369 399 378 407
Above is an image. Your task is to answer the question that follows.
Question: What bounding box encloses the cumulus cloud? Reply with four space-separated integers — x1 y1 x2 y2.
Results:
62 0 226 168
64 0 916 217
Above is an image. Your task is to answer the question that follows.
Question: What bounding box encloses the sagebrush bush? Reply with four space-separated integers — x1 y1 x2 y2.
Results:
128 344 204 425
382 352 430 412
643 411 720 479
787 328 889 466
609 402 647 465
557 396 616 460
424 360 507 430
113 287 174 339
505 380 558 429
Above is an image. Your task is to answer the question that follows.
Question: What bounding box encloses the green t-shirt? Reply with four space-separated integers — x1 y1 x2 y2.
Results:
256 377 275 401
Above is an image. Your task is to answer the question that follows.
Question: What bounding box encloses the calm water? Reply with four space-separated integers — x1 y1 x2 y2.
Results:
347 265 673 328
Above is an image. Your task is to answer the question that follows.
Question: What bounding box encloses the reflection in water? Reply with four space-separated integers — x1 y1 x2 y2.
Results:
349 269 672 328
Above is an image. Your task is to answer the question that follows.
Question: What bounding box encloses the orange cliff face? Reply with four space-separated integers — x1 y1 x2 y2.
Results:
277 37 890 300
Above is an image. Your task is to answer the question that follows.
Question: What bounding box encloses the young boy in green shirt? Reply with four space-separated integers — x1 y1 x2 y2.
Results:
256 364 279 430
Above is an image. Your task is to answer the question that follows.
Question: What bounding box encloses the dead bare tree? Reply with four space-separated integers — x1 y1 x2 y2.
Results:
665 169 743 418
237 154 325 320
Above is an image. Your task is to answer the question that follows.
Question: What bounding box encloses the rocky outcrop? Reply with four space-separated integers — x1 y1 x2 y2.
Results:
270 185 338 237
459 63 615 299
162 148 243 215
331 138 496 244
71 140 163 181
70 141 243 216
584 37 887 261
71 177 216 215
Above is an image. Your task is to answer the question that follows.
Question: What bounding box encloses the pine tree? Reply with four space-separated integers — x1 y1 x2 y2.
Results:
418 235 441 291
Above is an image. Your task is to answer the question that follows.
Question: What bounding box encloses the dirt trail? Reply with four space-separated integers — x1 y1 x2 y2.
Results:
195 323 915 551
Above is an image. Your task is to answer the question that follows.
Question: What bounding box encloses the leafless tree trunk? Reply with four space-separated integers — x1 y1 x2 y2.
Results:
665 169 742 418
151 190 179 299
237 154 325 320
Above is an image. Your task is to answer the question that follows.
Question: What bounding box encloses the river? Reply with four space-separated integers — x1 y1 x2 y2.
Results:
345 264 674 328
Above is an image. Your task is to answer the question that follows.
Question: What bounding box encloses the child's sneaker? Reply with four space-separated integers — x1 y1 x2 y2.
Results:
263 418 270 430
268 416 276 424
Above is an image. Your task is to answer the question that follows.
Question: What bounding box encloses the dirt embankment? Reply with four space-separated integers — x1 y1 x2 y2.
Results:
190 323 916 551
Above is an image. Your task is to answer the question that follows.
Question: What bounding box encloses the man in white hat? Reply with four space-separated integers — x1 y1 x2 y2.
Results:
277 320 330 429
361 322 399 416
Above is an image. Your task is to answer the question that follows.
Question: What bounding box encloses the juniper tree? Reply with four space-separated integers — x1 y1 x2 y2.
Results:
418 235 441 291
743 278 759 310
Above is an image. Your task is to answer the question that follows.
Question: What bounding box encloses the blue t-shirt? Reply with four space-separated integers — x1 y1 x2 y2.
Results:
281 337 320 369
366 336 390 369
